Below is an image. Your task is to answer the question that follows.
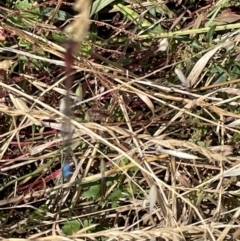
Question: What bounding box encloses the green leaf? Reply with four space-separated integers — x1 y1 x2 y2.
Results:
119 157 129 166
62 220 80 235
41 7 72 21
214 73 228 84
196 141 206 147
232 133 240 141
108 188 122 207
149 25 164 34
148 6 156 17
83 219 93 228
15 0 39 15
206 25 216 43
15 0 32 9
82 183 101 200
52 33 67 42
114 3 152 29
80 42 91 57
154 3 175 18
231 64 240 79
91 0 116 16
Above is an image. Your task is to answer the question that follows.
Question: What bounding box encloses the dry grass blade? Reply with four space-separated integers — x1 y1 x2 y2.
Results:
1 0 240 240
149 184 157 215
187 41 234 88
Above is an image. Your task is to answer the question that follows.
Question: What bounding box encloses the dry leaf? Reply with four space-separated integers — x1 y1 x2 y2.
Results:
149 184 157 215
0 60 13 71
191 13 205 38
59 97 66 114
223 164 240 177
212 11 240 25
175 67 187 87
100 159 106 176
227 119 240 127
31 142 54 155
158 38 168 51
136 92 155 116
187 41 233 88
9 94 29 111
157 147 200 159
75 84 83 101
